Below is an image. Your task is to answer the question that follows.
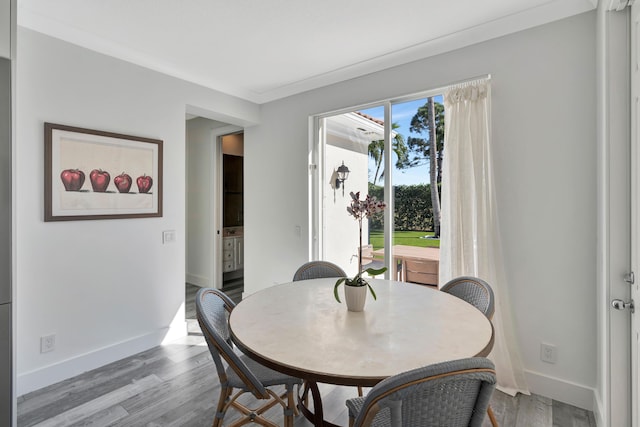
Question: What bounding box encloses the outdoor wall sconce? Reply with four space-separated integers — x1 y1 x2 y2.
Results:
335 161 350 196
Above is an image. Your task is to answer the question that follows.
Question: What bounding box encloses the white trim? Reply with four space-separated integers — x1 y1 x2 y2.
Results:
597 4 634 427
185 273 209 288
631 1 639 425
524 369 596 411
310 116 322 261
211 124 242 290
596 2 612 426
608 0 632 12
213 134 221 289
594 393 606 427
382 101 394 280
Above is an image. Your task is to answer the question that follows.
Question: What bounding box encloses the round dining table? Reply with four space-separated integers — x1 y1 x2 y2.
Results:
229 278 494 427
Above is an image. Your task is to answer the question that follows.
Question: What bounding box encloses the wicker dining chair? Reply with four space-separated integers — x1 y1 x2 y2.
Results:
440 276 495 320
345 357 497 427
292 260 346 281
440 276 498 426
196 288 302 427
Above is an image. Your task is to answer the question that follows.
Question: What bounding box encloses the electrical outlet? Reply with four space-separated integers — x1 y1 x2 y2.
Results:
41 334 56 353
540 343 557 364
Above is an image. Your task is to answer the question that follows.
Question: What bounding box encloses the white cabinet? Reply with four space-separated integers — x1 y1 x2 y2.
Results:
223 236 243 272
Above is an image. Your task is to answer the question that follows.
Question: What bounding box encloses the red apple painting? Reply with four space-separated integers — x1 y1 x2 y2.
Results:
45 123 163 221
90 169 110 192
60 169 85 191
136 174 153 193
114 172 132 193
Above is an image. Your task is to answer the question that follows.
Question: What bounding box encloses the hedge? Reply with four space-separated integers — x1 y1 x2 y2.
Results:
368 183 438 231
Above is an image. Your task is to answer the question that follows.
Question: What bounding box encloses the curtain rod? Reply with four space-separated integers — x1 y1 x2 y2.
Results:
441 74 491 90
386 74 491 105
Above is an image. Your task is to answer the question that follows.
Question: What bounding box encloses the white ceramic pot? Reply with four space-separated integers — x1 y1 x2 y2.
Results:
344 284 367 312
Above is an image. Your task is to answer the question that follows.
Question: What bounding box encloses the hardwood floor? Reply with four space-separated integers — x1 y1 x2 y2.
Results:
16 286 596 427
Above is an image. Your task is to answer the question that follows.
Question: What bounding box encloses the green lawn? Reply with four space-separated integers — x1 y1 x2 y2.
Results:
368 230 440 249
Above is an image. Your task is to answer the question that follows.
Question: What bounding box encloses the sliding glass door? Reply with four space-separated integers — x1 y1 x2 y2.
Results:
313 93 443 282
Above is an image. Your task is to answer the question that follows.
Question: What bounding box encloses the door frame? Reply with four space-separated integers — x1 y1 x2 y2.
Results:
597 4 633 427
631 2 639 425
310 92 441 277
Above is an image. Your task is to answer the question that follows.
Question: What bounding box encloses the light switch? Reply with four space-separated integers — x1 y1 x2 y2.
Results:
163 230 176 244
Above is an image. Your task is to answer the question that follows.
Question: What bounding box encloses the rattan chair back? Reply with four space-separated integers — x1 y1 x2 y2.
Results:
293 260 346 281
196 288 301 427
346 358 497 427
196 288 268 398
440 276 495 319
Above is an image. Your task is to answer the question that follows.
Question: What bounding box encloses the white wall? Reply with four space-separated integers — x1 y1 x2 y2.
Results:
0 0 10 59
15 28 259 395
245 12 598 409
186 117 214 288
324 143 368 276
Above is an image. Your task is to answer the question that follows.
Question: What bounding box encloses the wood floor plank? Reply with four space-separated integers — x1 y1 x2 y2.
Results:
552 399 597 427
164 342 209 364
29 375 163 427
112 362 215 426
515 393 553 427
67 405 129 427
482 390 518 426
18 345 177 422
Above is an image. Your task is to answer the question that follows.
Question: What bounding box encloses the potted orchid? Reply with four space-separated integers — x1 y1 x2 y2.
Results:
334 191 387 311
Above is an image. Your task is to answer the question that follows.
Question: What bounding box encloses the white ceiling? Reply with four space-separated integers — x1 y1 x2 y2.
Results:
17 0 596 104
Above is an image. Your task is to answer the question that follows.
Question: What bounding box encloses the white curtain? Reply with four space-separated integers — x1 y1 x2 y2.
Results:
439 79 529 396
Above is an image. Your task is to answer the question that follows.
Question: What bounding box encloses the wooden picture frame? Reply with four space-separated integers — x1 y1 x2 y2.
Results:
44 123 163 221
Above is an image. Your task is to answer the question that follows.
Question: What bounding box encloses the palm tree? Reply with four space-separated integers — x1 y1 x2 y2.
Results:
368 122 408 184
407 98 444 236
426 98 441 237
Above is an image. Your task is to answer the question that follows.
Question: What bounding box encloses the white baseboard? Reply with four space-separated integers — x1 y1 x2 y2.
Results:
186 273 210 288
592 392 605 427
525 369 596 411
17 324 187 397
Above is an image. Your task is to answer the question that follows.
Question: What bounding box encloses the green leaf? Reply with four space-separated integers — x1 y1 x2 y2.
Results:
334 278 346 303
367 283 377 300
365 266 387 276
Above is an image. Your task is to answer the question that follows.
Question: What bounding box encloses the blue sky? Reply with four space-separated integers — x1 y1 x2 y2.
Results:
360 95 443 186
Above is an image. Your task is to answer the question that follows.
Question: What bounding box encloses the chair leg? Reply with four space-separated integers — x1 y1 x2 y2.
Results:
213 386 232 427
487 405 498 427
285 385 296 427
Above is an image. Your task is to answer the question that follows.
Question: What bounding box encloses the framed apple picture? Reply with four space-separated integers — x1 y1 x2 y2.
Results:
44 123 163 221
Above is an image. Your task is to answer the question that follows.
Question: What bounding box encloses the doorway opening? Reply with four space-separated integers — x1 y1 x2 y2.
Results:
221 133 244 302
185 116 244 328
